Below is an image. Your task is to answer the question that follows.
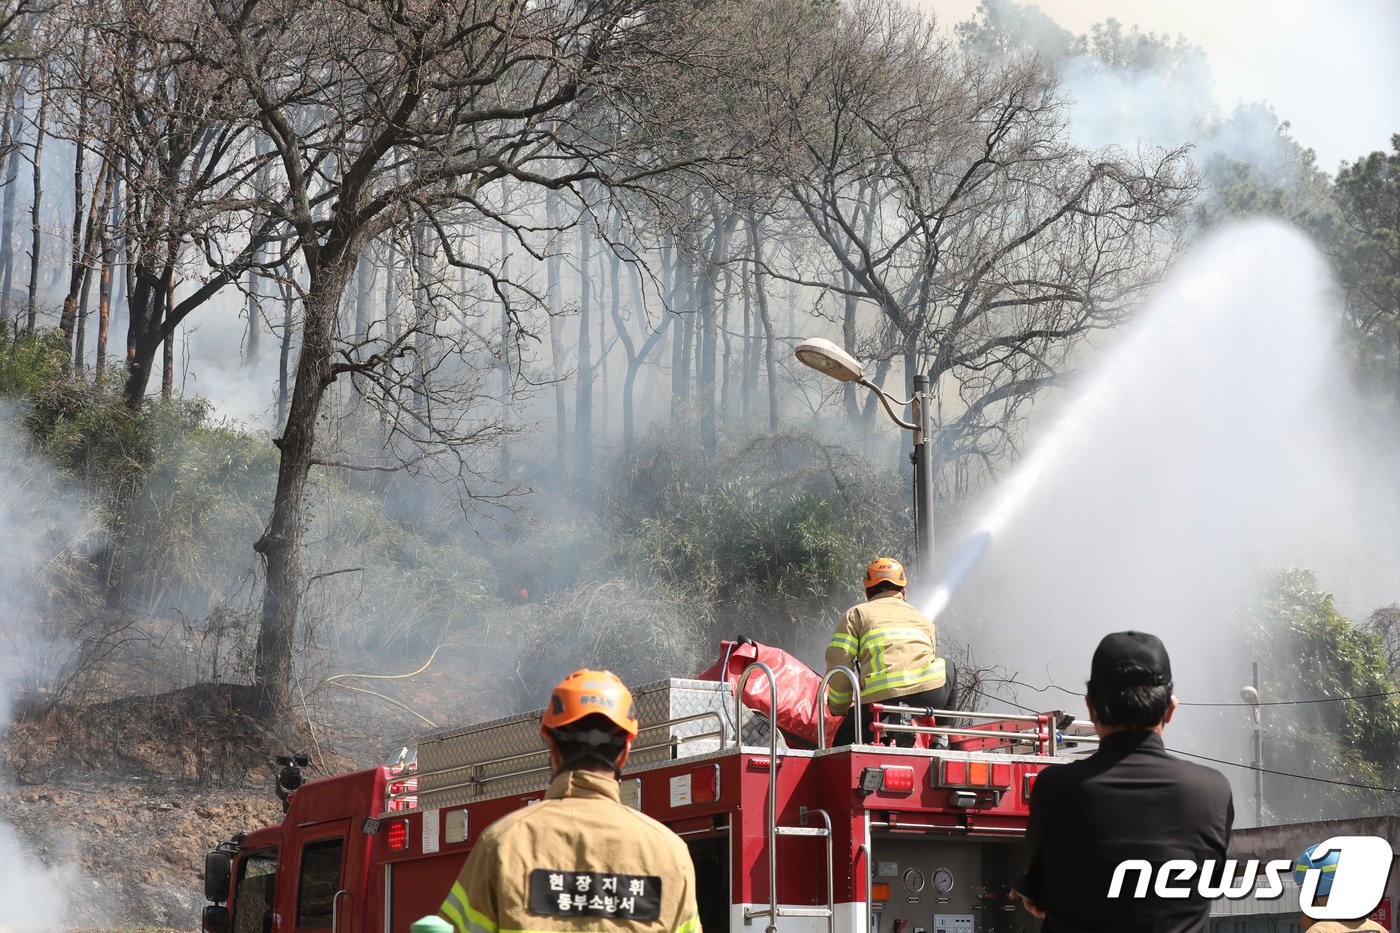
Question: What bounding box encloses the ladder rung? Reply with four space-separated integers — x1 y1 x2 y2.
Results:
774 826 829 836
746 907 834 919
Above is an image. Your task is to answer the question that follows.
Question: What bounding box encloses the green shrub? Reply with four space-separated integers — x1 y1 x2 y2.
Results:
1245 568 1400 819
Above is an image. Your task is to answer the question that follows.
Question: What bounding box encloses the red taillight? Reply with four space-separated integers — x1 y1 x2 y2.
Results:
387 819 408 851
880 765 915 794
942 758 1009 789
691 766 720 804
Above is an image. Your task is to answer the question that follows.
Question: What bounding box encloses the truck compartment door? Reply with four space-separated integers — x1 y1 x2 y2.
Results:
292 820 354 932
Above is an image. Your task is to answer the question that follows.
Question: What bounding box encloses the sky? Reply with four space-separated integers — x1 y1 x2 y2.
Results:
916 0 1400 171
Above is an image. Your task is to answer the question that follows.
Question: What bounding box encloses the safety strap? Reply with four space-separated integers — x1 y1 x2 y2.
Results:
549 727 627 778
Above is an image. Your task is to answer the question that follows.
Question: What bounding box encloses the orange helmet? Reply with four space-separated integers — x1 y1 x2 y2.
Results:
541 670 638 774
864 557 908 589
541 669 639 739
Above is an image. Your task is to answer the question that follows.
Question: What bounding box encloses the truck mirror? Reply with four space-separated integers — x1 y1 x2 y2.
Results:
202 905 230 933
205 850 232 903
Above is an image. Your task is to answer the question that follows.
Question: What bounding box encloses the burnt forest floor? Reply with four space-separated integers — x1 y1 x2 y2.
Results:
0 644 498 930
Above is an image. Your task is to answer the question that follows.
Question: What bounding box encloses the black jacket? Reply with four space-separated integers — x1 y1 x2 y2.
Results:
1021 730 1234 933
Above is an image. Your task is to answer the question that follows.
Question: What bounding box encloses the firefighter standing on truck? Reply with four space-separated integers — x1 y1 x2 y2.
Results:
432 670 701 933
826 557 955 747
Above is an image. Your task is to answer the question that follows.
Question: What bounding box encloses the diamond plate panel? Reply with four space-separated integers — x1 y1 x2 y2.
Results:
414 678 782 810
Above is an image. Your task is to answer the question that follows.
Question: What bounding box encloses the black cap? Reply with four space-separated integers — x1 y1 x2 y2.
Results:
1089 631 1172 688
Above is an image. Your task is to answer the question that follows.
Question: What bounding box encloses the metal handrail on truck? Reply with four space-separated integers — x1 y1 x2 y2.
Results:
863 704 1099 754
386 710 731 808
815 665 861 750
735 662 780 933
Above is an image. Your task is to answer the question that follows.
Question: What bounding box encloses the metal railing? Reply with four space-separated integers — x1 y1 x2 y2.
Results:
815 665 861 749
863 704 1099 755
386 710 730 807
736 662 780 933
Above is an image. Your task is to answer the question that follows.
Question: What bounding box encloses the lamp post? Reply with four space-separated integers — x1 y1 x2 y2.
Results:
1240 665 1264 826
794 337 936 573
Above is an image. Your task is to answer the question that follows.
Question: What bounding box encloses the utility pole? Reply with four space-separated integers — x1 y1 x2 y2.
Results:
911 372 935 577
1241 663 1264 825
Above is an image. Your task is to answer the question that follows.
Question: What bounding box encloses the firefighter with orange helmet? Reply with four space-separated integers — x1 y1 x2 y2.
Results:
825 557 954 746
434 670 702 933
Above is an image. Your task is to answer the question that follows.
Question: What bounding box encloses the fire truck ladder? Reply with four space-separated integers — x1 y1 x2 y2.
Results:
736 662 839 933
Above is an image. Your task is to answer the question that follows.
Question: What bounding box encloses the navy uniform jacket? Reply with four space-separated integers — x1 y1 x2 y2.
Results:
1022 730 1234 933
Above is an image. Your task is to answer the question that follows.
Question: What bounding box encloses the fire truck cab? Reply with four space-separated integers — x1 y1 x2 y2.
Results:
203 664 1096 933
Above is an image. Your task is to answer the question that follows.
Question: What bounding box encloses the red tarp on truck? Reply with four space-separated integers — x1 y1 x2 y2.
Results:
695 639 843 748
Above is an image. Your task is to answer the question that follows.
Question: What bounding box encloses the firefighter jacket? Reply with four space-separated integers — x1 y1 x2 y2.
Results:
439 768 701 933
824 590 946 715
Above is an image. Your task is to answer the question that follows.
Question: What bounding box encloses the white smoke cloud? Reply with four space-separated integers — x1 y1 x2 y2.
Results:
934 220 1400 821
0 412 107 925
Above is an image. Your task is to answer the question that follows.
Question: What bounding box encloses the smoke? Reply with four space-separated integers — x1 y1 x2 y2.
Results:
0 413 108 925
936 219 1400 819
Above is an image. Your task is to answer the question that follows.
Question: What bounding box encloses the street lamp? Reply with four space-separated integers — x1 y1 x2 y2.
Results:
1241 664 1264 826
794 337 936 573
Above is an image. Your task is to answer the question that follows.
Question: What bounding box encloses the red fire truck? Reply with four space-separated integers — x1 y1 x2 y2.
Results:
201 659 1096 933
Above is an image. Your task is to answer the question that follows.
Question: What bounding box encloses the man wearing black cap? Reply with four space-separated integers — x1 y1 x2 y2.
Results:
1013 631 1234 932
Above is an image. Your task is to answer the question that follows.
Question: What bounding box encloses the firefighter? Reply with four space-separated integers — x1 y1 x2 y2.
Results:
1294 844 1387 933
434 670 702 933
825 557 954 747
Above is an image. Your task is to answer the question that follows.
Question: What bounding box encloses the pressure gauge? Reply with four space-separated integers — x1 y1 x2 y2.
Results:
932 868 954 895
902 867 925 893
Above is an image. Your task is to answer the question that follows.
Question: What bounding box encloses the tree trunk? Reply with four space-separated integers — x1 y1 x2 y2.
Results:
383 236 399 342
162 275 175 400
673 248 694 420
25 77 45 334
74 153 114 377
597 237 609 439
122 266 158 404
747 218 779 431
410 219 433 424
719 249 735 417
618 259 669 454
0 83 25 321
253 259 353 724
498 225 511 473
842 268 859 420
740 256 753 420
575 213 593 489
278 276 294 423
244 138 272 366
545 190 568 469
96 189 114 383
860 358 893 427
109 166 126 348
123 242 190 407
244 258 262 365
349 246 374 395
699 211 738 455
63 153 111 350
354 246 374 338
58 95 91 344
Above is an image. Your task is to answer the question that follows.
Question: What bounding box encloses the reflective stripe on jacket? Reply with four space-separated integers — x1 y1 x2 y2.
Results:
824 590 945 715
439 768 701 933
